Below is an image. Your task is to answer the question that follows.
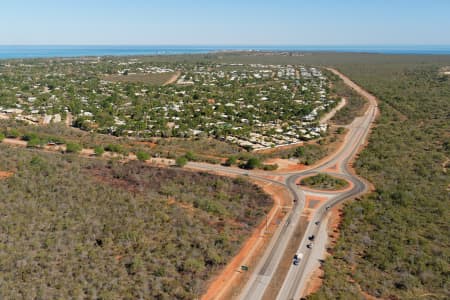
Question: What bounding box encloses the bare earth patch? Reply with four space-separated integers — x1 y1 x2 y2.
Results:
265 158 306 173
0 171 13 180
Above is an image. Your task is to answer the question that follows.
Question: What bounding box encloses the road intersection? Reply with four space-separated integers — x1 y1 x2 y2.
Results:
194 68 379 300
0 67 378 300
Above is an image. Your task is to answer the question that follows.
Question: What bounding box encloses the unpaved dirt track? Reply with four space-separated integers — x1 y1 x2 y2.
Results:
163 71 181 86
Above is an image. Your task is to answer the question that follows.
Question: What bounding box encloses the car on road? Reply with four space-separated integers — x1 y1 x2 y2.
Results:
293 252 303 265
315 221 320 225
307 243 314 249
308 235 315 241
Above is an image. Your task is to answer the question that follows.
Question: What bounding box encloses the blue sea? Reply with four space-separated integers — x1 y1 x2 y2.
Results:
0 45 450 60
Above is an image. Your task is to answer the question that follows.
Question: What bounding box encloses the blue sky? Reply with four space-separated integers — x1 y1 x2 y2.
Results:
0 0 449 45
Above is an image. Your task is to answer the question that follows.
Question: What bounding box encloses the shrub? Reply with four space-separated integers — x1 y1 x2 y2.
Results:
261 164 278 171
0 132 4 142
136 150 150 162
184 151 196 161
224 156 237 166
94 146 105 157
6 129 20 138
22 132 39 141
27 137 42 148
336 127 345 134
65 142 82 153
242 157 261 170
105 143 128 156
175 156 188 167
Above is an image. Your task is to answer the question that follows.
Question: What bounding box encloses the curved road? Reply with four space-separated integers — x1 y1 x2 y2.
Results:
0 67 378 300
191 68 378 300
244 68 378 300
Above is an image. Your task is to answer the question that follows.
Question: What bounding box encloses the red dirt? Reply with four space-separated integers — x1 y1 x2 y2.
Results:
201 181 291 300
167 196 195 213
265 158 307 173
327 205 344 249
0 171 13 180
303 267 325 296
135 141 158 149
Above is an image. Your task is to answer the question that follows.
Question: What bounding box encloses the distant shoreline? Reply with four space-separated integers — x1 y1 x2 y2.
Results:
1 45 450 60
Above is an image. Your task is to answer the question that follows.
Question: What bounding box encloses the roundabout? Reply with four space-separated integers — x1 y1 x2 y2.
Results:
297 172 353 193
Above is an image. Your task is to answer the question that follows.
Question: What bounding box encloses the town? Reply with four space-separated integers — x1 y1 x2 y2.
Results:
0 58 337 150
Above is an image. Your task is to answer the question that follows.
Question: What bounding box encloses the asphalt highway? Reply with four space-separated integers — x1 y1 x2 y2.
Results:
190 68 378 300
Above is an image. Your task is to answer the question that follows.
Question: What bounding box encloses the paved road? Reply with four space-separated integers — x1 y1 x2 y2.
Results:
276 70 377 299
185 68 378 300
240 69 377 300
0 67 377 300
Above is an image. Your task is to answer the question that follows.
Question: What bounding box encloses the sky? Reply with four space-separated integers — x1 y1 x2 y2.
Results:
0 0 449 45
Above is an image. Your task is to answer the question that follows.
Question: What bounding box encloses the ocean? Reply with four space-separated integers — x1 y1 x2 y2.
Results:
0 45 450 60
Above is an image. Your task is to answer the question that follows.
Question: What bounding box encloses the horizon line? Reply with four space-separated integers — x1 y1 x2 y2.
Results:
1 44 450 47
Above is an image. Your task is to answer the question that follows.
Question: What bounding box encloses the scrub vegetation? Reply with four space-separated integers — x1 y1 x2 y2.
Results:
0 145 271 299
300 173 349 190
309 61 450 299
1 52 449 299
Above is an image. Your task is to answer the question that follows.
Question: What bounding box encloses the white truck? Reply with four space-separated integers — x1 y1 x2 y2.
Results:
293 252 303 265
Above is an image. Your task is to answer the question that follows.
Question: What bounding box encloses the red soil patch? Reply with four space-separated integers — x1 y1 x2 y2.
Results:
167 196 195 213
303 267 325 296
135 141 158 149
0 171 13 180
201 181 291 300
327 205 344 249
265 158 307 173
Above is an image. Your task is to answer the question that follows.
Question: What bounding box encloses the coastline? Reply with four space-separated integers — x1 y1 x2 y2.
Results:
1 45 450 60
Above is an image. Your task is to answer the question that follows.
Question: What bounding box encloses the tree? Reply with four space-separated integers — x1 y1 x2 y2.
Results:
294 146 305 157
136 151 150 162
175 156 188 168
243 157 260 170
0 133 5 142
